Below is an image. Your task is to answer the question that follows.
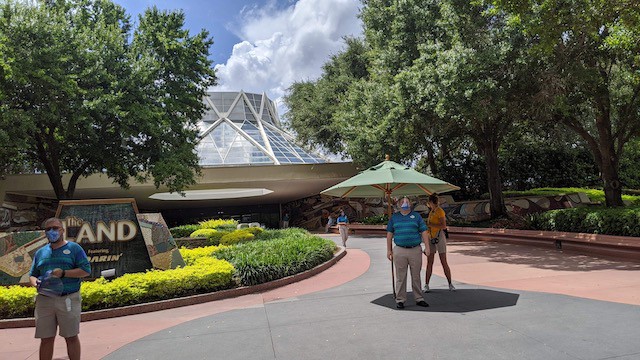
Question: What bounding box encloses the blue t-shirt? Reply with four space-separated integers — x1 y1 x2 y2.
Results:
386 211 428 247
337 215 348 224
30 241 91 294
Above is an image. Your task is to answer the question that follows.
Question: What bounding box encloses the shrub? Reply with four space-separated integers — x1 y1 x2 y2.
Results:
220 230 255 246
199 219 238 231
0 258 236 319
170 224 200 238
179 245 228 265
527 206 640 236
244 227 265 236
361 214 388 225
190 229 229 245
215 230 337 286
0 285 37 319
81 258 235 311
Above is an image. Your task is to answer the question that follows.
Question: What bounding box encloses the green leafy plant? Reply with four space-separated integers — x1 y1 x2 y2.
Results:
360 214 388 225
527 206 640 236
170 224 200 238
215 231 337 286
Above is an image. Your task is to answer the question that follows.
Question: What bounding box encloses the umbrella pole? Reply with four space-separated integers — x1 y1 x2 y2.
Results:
387 192 396 299
391 257 396 299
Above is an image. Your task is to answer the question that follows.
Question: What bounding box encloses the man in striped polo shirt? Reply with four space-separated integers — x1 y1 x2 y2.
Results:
386 197 430 309
29 217 91 360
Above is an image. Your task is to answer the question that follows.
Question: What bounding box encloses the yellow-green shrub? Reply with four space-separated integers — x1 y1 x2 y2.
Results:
189 228 228 245
190 228 217 238
81 259 234 310
244 227 265 236
199 219 238 230
0 258 235 319
0 285 37 319
179 245 228 265
220 230 255 246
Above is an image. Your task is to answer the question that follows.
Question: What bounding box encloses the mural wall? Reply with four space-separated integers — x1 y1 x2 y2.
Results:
0 194 56 233
0 199 184 286
283 193 595 230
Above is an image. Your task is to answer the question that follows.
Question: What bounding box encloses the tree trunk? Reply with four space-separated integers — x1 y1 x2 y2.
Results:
425 147 438 175
481 140 507 218
600 152 624 207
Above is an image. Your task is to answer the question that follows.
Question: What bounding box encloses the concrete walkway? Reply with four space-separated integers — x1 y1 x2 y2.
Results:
2 235 640 359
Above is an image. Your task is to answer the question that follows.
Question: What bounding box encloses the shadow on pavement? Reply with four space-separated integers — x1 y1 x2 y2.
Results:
371 288 520 312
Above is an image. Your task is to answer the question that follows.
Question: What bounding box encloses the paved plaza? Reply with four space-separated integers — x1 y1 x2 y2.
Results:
2 235 640 360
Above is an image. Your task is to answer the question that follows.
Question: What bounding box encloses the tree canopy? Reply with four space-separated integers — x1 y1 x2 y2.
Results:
285 0 640 215
0 0 216 199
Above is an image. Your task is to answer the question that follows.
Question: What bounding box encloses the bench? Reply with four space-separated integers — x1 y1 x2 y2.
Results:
448 227 640 261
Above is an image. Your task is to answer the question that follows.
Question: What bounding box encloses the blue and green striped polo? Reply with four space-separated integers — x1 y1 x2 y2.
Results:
386 211 428 247
30 241 91 295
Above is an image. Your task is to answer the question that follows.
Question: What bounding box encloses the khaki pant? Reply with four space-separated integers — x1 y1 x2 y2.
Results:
393 245 424 303
428 230 447 254
338 224 348 244
34 292 82 338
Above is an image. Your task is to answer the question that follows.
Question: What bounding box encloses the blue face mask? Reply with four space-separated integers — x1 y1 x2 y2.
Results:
45 229 61 243
400 201 411 210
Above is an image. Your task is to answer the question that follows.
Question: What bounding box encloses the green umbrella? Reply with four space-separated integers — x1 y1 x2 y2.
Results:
322 156 460 299
321 156 460 216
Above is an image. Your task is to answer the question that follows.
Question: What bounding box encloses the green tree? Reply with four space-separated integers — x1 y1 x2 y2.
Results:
360 0 539 217
285 37 369 156
492 0 640 206
0 0 216 199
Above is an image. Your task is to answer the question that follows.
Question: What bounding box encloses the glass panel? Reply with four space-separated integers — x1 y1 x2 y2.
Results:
245 105 257 124
223 135 272 165
197 135 224 165
227 101 246 123
219 92 237 113
211 122 237 152
261 106 274 125
241 122 265 146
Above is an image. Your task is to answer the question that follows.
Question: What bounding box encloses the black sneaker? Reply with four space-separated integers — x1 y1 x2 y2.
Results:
396 302 404 309
416 300 429 307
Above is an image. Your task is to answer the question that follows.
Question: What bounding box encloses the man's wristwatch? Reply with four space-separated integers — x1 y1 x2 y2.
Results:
61 269 66 278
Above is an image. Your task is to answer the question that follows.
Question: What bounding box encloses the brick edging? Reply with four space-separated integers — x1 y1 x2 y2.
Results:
0 247 347 329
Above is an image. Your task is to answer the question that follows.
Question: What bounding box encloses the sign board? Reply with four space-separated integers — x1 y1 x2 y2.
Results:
56 199 154 278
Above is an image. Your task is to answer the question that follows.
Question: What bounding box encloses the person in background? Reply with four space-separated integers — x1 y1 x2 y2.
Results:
29 217 91 360
325 212 337 233
424 193 455 292
386 197 430 309
336 208 349 247
282 212 290 228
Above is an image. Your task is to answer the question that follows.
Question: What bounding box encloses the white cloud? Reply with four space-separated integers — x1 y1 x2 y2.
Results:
213 0 362 116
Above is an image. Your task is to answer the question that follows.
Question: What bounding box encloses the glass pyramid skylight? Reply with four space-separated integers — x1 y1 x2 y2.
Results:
197 91 326 166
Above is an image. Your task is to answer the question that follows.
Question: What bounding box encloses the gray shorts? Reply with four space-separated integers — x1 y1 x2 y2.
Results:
34 292 82 338
428 230 447 254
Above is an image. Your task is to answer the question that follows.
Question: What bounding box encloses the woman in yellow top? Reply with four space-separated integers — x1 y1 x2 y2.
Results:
424 193 455 292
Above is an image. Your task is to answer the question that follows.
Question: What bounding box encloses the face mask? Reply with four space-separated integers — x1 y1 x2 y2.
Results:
400 200 411 210
45 229 61 243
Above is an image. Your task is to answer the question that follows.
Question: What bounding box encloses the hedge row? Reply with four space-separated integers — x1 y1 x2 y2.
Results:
527 206 640 236
0 255 234 319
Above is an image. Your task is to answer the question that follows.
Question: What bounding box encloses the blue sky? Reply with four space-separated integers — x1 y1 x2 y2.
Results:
114 0 362 114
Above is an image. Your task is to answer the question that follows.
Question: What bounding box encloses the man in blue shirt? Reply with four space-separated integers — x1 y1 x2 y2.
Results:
29 217 91 360
386 197 430 309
